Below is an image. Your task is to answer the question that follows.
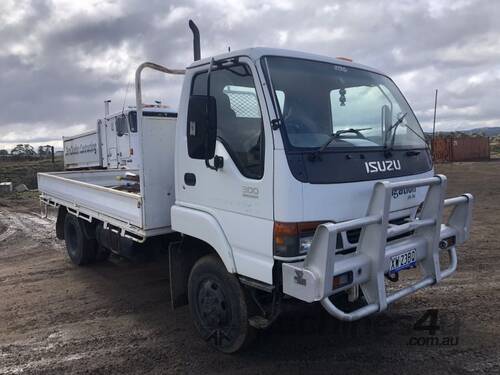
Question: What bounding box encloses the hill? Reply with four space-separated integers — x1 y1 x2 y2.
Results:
462 127 500 137
427 126 500 138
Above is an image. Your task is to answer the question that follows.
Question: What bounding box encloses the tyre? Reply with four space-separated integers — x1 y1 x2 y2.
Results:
63 214 96 265
188 255 255 353
95 245 111 261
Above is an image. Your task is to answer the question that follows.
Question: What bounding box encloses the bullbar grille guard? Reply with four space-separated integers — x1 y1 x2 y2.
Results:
282 175 473 321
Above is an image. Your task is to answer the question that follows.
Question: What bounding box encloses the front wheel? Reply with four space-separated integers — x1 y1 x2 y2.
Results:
188 255 255 353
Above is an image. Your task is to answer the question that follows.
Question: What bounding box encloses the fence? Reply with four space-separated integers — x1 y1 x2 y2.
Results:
431 136 490 162
0 154 55 162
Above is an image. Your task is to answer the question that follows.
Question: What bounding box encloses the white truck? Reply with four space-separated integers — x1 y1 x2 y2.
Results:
63 104 177 170
38 21 473 353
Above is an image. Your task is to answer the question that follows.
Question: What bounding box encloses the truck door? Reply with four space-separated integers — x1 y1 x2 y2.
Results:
177 58 275 284
105 117 118 168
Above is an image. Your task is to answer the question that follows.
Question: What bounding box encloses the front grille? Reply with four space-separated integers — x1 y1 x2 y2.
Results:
345 216 411 245
389 216 410 226
346 228 362 244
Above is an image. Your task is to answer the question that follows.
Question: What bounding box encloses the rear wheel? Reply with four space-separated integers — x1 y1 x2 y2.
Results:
95 245 111 261
188 255 255 353
63 214 96 265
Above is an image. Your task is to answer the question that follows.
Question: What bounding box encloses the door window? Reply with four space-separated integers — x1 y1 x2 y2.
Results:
191 64 265 179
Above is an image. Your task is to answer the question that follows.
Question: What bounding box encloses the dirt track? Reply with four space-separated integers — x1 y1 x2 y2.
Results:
0 162 499 374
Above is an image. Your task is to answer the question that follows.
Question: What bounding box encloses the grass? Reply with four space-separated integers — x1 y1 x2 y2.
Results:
0 157 64 189
490 138 500 159
490 142 500 157
0 190 40 206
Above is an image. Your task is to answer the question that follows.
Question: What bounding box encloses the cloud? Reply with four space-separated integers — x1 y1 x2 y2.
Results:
0 122 86 150
0 0 498 150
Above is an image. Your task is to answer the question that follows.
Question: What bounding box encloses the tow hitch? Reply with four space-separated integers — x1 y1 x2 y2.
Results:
385 272 399 282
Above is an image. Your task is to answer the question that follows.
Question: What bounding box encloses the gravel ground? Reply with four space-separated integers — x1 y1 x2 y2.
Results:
0 161 499 374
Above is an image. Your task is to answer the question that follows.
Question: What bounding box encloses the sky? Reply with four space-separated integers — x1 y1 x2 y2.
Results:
0 0 499 150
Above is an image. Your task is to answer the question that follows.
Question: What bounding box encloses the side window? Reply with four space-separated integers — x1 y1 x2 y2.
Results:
191 64 264 179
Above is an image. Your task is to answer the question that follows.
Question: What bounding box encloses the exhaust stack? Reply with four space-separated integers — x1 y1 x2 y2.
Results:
104 100 111 118
188 20 201 61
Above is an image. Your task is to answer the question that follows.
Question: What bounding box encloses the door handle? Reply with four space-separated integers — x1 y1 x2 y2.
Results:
184 173 196 186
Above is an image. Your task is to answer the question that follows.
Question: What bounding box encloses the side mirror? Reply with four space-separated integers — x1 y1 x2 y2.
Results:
381 104 392 133
128 112 138 132
116 115 127 137
187 95 217 159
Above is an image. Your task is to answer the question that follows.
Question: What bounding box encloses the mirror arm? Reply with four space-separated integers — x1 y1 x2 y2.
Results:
205 156 223 171
205 158 217 170
204 57 222 170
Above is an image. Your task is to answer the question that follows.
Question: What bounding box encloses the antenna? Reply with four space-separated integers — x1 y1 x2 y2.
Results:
104 100 111 118
122 79 131 113
432 89 438 158
188 20 201 61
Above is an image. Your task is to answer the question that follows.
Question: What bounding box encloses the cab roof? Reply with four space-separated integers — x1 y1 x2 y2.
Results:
108 106 178 118
187 47 385 76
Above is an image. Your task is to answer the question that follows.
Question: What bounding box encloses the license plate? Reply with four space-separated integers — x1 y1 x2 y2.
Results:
390 249 417 272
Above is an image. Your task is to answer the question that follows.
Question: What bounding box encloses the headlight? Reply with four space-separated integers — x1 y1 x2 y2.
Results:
299 234 314 254
273 221 323 257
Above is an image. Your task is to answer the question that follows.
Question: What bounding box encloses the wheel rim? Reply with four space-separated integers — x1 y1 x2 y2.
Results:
196 278 233 346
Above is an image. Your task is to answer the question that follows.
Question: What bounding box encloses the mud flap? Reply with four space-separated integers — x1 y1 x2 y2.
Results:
55 206 67 240
168 239 200 309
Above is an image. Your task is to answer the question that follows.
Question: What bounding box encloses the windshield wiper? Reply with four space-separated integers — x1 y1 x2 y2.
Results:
309 127 372 161
384 112 407 156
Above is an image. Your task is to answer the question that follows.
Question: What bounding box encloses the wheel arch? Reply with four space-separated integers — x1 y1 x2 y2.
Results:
171 205 237 273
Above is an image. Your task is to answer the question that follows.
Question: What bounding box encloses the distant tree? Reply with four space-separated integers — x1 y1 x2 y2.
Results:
0 149 8 156
38 145 53 157
25 144 36 155
11 144 25 155
11 144 36 156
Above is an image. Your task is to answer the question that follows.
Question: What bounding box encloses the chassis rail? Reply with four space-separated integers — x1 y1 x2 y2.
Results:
282 175 473 321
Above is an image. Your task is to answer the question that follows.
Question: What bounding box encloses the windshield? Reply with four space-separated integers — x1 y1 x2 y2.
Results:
264 56 427 150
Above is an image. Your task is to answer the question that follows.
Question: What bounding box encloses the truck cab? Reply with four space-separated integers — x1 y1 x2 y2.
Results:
170 47 471 350
64 106 177 170
173 48 433 284
100 106 178 170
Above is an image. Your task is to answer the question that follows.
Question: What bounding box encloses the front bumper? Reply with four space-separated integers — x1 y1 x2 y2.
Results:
282 175 473 321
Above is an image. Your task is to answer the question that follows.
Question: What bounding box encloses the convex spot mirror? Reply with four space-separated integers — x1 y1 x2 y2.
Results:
116 114 128 137
187 95 217 160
